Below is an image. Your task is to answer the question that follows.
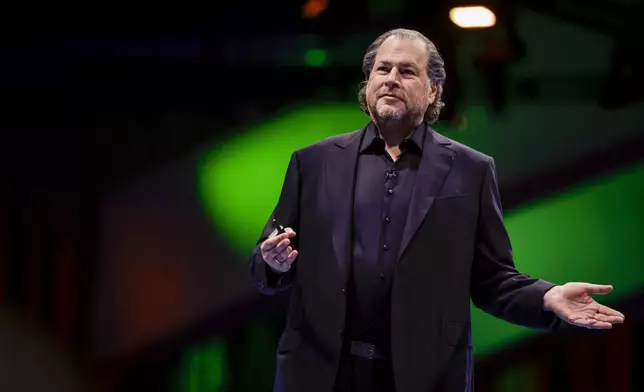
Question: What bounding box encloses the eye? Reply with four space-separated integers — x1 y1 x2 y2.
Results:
401 69 415 76
376 66 389 73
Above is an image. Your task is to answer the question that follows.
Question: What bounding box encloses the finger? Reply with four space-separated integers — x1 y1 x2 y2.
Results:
275 247 293 264
587 321 613 329
285 249 299 265
260 233 289 252
266 259 291 273
593 313 624 324
266 249 298 273
270 238 291 256
571 318 612 330
584 284 613 295
263 236 289 255
570 317 595 327
596 304 625 319
284 227 297 238
275 252 296 270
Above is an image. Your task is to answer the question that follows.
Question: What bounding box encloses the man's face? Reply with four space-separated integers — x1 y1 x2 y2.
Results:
365 37 437 124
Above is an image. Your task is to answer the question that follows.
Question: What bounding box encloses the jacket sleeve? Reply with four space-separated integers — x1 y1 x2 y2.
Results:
249 151 301 295
470 157 561 331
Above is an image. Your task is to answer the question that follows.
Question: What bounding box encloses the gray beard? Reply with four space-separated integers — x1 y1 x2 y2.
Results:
376 108 405 122
371 103 417 125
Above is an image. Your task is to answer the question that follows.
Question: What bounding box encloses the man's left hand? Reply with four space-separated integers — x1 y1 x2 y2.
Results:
543 282 625 329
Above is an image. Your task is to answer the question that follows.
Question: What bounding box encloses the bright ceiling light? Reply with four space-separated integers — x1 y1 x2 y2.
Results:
449 6 496 28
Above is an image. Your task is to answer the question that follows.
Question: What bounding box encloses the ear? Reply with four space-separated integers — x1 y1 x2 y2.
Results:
427 82 438 105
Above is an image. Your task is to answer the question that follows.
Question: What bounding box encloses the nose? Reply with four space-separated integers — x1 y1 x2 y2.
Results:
384 68 401 89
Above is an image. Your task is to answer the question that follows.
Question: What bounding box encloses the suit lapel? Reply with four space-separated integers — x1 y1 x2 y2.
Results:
398 127 456 261
326 128 364 286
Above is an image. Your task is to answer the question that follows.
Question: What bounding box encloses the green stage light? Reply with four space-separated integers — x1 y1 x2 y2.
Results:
198 102 462 255
304 49 328 67
198 102 371 254
180 339 227 392
198 101 644 355
470 162 644 354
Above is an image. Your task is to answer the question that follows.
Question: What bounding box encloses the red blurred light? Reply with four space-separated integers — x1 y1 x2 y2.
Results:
302 0 327 19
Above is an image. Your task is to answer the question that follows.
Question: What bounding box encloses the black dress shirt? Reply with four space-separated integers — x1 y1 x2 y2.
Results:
345 122 425 354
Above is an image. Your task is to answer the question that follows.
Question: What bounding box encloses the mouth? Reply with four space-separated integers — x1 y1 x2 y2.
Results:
380 94 402 100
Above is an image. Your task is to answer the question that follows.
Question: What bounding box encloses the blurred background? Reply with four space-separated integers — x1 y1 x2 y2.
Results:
1 0 644 391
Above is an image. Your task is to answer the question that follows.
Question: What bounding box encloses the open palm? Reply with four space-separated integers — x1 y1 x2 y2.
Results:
544 282 625 329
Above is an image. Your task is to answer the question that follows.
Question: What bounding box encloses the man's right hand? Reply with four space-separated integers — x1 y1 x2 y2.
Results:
260 228 299 273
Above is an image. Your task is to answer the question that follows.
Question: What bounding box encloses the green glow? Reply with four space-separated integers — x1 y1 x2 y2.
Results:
471 162 644 355
199 102 371 253
198 101 644 355
181 339 227 392
304 49 328 67
496 362 539 392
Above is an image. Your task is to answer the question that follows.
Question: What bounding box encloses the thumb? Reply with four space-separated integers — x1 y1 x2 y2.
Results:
582 283 613 295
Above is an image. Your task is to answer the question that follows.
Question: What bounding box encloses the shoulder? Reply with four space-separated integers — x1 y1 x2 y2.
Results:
293 127 364 158
300 128 363 152
431 129 496 183
432 129 492 166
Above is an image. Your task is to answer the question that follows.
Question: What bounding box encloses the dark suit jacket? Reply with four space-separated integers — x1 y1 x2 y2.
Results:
249 123 559 392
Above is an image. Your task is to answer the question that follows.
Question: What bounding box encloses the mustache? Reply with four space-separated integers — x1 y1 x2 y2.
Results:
379 91 404 100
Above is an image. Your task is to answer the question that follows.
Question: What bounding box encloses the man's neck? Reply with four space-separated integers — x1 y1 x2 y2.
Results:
374 118 420 148
374 118 420 161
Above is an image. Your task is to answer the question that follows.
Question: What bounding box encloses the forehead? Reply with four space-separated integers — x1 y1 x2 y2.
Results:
374 36 428 68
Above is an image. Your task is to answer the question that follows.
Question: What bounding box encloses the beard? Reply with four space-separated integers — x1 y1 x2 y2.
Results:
368 96 423 124
375 104 406 121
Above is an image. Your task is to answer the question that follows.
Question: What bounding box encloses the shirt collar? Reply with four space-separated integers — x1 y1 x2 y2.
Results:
359 122 426 154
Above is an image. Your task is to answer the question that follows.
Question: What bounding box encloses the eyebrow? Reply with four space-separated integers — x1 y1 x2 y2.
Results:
378 60 420 70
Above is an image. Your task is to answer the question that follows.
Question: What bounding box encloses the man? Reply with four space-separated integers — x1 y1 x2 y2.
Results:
249 28 625 392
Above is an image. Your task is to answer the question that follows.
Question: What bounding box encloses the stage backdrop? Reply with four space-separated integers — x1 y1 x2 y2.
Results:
89 97 644 362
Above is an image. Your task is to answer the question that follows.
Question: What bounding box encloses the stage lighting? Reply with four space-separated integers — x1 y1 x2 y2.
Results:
304 49 328 67
302 0 328 19
449 6 496 28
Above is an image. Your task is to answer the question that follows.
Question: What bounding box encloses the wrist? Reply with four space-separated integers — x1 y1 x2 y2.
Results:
543 285 561 312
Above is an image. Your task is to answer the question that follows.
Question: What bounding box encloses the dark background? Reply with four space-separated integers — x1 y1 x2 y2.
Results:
1 0 644 391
